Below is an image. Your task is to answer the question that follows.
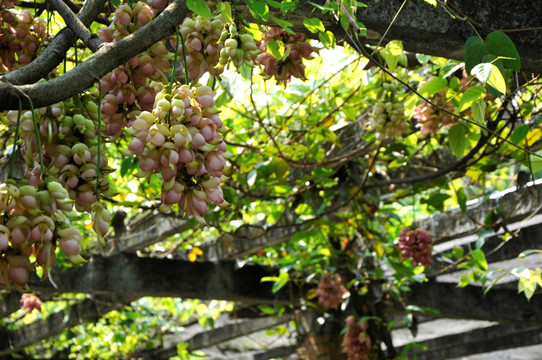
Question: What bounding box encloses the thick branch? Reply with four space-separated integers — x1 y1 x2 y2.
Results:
47 0 102 52
0 0 188 110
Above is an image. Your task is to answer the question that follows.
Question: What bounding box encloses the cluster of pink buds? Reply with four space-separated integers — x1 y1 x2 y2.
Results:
256 27 316 84
398 227 433 267
316 272 346 310
127 84 230 223
20 293 42 313
0 7 46 72
341 316 373 360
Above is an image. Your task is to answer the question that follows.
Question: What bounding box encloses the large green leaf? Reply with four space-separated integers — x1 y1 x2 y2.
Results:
271 16 294 33
418 77 447 97
471 100 486 126
464 36 485 75
251 1 269 21
510 124 530 145
458 85 486 112
485 31 521 71
448 123 467 158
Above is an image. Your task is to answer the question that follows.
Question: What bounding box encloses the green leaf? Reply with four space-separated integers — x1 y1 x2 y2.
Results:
464 36 486 75
455 186 467 213
186 0 211 17
510 124 530 145
266 40 287 60
120 156 136 177
516 268 537 300
423 0 437 5
251 1 269 20
471 249 488 271
270 158 289 183
217 2 233 22
379 40 405 72
264 0 283 8
472 63 507 96
519 249 542 259
448 123 467 158
485 31 521 71
457 85 486 112
272 271 289 294
318 31 336 49
420 192 450 211
308 0 336 11
215 90 232 108
457 274 470 287
452 246 464 259
471 100 486 125
271 16 294 33
418 77 447 97
303 18 325 34
258 305 278 315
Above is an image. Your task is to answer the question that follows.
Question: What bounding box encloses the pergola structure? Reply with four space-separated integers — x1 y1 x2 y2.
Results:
1 0 542 358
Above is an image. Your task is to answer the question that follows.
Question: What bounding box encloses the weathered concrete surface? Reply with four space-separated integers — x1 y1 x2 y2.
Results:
418 180 542 242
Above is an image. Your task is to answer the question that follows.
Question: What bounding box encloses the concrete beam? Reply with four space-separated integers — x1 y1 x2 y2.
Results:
398 323 542 360
25 254 290 304
407 282 542 324
139 316 290 359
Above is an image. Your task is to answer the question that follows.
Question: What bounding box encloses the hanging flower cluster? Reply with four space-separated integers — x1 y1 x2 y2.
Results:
341 315 373 360
398 227 433 267
316 272 346 310
256 27 317 84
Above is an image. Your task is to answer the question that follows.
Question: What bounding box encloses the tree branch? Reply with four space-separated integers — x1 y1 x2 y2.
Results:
47 0 103 52
0 0 189 110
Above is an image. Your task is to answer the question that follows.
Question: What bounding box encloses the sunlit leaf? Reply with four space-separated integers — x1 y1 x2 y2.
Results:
418 77 447 98
472 63 507 96
186 0 211 17
318 31 336 49
471 100 486 125
251 1 269 21
457 85 486 112
303 18 325 33
471 249 488 271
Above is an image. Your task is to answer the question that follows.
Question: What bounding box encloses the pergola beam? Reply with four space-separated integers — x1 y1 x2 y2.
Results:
398 323 542 360
407 282 542 324
24 254 290 304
